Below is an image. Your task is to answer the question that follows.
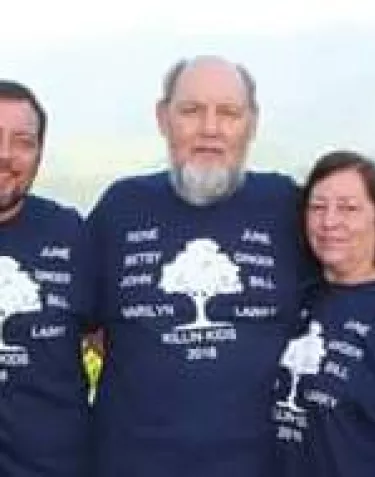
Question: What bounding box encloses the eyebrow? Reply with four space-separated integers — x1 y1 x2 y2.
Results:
176 100 247 110
309 195 362 202
0 127 38 136
177 98 245 104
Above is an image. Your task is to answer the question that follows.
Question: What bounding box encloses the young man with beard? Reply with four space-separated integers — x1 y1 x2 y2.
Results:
0 80 92 477
88 56 308 476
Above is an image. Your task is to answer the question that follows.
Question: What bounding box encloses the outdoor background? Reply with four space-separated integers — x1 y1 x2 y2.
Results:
2 0 375 215
2 0 375 393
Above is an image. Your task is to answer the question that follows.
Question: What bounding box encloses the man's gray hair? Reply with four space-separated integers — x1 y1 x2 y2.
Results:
160 56 259 113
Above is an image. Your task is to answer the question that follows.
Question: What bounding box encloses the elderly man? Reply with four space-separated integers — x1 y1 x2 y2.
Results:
89 56 307 476
0 80 92 477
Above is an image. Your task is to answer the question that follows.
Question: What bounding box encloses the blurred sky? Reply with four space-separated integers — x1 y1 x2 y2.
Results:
1 0 375 211
1 0 374 44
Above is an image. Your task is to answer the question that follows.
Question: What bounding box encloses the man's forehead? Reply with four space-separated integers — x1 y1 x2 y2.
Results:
0 98 38 132
172 58 247 103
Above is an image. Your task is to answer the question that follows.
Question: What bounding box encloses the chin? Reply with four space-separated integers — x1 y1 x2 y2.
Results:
316 252 346 268
322 260 350 278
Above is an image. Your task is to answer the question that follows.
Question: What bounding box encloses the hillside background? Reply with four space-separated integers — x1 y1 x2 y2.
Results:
2 26 375 213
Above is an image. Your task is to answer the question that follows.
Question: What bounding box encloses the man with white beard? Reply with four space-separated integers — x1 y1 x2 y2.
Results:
88 56 310 477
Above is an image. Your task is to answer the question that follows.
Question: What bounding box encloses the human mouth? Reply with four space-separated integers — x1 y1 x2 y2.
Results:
0 170 13 181
317 236 347 249
0 170 16 189
0 167 14 177
192 146 225 159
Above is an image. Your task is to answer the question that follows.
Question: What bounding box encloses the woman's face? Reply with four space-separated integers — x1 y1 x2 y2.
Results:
306 168 375 282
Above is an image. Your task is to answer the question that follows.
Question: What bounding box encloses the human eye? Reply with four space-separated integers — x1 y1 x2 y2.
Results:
12 133 38 150
178 103 199 115
217 105 242 118
338 203 360 214
307 201 326 213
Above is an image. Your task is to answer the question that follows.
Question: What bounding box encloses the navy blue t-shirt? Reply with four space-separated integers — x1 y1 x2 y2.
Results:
0 195 92 477
88 171 307 477
273 281 375 477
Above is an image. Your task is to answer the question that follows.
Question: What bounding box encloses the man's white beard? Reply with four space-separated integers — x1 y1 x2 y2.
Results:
170 162 245 206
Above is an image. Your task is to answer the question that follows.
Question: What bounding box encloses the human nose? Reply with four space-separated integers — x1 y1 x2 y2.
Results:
200 109 219 136
321 205 341 228
0 134 12 161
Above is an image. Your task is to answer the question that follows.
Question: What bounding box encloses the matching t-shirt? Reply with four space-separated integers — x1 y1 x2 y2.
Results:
88 170 306 477
274 281 375 477
0 195 92 477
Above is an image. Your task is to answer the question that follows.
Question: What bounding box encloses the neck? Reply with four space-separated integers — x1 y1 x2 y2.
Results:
324 265 375 285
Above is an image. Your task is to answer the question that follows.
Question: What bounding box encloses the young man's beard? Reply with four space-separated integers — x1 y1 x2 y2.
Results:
170 161 245 206
0 185 26 221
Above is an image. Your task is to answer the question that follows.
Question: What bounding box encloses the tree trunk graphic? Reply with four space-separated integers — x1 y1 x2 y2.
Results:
176 293 231 330
277 321 326 414
0 311 24 352
277 372 304 413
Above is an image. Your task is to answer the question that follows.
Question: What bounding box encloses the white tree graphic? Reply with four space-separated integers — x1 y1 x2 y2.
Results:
277 320 326 412
159 238 243 330
0 256 42 351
